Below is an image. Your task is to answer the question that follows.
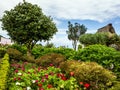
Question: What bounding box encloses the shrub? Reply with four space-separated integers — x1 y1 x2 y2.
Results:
0 54 10 90
8 44 27 54
73 44 120 77
60 60 116 89
0 47 6 58
6 48 23 61
79 33 108 46
35 53 66 67
22 55 35 63
32 46 75 60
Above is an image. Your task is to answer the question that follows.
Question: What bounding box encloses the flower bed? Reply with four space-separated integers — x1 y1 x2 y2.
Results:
8 61 90 90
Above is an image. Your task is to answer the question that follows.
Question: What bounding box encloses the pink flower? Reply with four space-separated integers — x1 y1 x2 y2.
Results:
49 64 53 66
41 78 45 82
35 80 38 83
45 74 48 79
21 67 25 71
14 70 18 73
38 67 41 71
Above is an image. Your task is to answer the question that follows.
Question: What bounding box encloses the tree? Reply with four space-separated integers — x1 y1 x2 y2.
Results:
79 32 120 48
79 33 109 46
1 1 57 55
66 21 87 50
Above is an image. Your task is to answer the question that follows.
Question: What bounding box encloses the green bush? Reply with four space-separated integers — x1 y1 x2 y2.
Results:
8 43 27 54
0 48 6 58
35 53 66 67
22 55 35 63
73 44 120 75
79 33 108 46
60 60 116 89
32 46 75 59
6 48 23 61
0 54 10 90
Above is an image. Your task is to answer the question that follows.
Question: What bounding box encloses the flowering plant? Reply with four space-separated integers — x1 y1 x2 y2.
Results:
8 61 89 90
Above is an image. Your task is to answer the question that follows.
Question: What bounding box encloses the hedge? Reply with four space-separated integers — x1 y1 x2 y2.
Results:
0 54 10 90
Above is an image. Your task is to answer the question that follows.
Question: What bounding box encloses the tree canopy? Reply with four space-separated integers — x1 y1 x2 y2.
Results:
1 1 57 54
66 21 87 50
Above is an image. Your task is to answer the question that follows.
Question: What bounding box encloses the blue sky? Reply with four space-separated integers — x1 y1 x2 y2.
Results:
0 0 120 48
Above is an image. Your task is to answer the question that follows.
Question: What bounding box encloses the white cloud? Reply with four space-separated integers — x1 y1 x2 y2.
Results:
49 35 72 48
1 0 120 22
34 0 120 22
86 29 97 34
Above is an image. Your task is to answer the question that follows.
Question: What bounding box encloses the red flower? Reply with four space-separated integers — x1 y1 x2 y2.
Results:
38 83 42 87
57 73 61 78
84 83 90 88
61 76 67 81
18 77 21 80
70 72 74 76
47 84 53 88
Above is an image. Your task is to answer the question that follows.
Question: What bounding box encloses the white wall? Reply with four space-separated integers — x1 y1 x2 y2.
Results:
0 37 13 45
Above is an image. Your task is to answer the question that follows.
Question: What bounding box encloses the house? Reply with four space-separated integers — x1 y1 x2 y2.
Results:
97 23 116 34
0 35 14 45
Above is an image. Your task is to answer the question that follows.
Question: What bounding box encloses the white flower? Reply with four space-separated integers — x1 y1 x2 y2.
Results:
18 72 22 76
27 86 31 90
32 80 35 83
16 82 20 85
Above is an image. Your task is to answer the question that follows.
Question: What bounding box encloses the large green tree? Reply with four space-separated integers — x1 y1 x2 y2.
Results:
1 1 57 55
66 21 87 50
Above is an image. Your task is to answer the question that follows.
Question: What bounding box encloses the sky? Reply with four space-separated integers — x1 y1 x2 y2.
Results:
0 0 120 48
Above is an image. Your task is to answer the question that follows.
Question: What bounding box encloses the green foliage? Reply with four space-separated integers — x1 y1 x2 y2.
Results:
66 21 87 50
8 43 27 54
1 1 57 54
32 46 75 60
7 48 23 61
79 33 109 46
0 54 10 90
0 47 6 58
60 60 117 89
22 55 35 63
73 44 120 77
35 53 66 67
